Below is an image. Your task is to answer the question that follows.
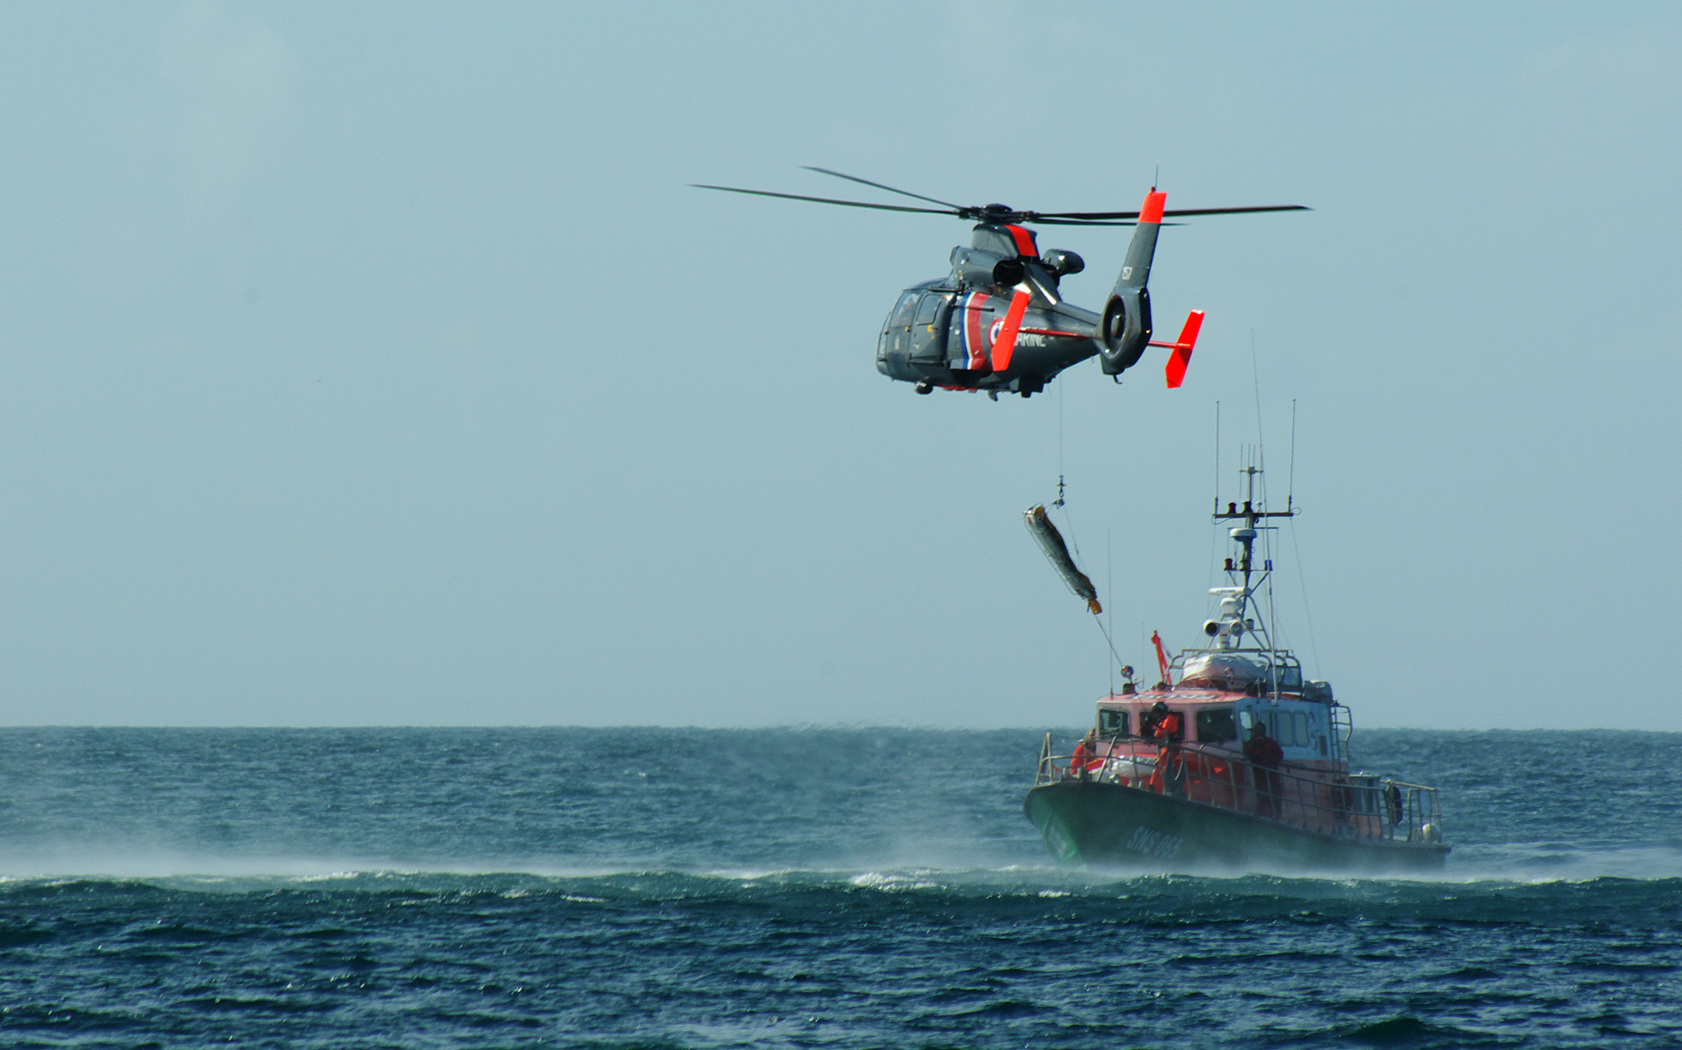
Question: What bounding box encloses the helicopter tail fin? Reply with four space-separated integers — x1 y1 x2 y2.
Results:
1097 190 1165 376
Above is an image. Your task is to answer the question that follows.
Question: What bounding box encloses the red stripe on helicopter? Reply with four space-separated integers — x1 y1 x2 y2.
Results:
1019 328 1085 338
1004 225 1038 258
962 292 991 370
990 288 1032 372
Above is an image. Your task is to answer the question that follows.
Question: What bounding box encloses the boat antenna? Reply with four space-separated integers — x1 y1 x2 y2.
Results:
1287 399 1297 514
1212 401 1220 515
1250 329 1267 480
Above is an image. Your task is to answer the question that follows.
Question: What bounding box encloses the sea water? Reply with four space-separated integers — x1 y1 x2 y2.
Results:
0 727 1678 1048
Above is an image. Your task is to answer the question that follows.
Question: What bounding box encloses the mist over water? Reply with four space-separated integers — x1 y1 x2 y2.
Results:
2 727 1680 1048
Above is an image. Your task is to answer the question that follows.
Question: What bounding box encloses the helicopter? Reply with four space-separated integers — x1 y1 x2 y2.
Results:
695 168 1307 398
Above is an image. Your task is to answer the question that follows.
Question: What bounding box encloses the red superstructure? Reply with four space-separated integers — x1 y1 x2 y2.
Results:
1023 464 1447 871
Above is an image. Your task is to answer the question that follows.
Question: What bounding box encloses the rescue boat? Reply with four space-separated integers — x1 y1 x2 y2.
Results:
1021 467 1449 873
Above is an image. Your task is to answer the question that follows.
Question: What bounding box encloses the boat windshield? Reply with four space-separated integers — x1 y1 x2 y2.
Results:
1098 709 1129 736
1195 707 1237 743
1139 708 1185 742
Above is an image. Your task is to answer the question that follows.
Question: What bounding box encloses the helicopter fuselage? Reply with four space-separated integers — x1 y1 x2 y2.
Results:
876 222 1117 398
876 279 1101 397
695 171 1305 398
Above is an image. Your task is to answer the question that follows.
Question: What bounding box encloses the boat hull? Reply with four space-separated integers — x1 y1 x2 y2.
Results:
1024 780 1449 874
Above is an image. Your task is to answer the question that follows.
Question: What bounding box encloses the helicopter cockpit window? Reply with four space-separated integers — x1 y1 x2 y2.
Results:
1098 709 1129 736
1195 707 1237 744
892 293 919 327
914 294 943 326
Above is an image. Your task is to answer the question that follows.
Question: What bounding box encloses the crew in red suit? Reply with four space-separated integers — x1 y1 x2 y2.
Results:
1148 701 1184 796
1069 729 1098 779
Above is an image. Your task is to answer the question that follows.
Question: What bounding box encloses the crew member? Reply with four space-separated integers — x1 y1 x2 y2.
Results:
1148 701 1185 797
1244 720 1284 818
1069 729 1098 779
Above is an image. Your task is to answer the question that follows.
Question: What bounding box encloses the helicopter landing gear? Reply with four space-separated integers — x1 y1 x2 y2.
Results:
914 381 933 395
987 390 999 401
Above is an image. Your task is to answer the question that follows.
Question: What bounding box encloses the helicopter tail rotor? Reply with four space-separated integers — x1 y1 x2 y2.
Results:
1097 190 1165 376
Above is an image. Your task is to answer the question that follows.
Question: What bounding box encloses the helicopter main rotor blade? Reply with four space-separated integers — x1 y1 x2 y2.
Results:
801 167 966 210
1036 204 1311 221
691 184 957 217
1027 218 1138 226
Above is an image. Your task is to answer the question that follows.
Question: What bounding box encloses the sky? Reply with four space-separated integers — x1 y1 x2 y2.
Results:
0 1 1677 729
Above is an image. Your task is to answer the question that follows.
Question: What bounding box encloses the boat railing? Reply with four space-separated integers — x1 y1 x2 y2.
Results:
1035 740 1444 845
1036 732 1054 784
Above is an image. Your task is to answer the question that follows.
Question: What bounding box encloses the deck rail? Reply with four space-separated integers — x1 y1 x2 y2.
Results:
1034 739 1443 844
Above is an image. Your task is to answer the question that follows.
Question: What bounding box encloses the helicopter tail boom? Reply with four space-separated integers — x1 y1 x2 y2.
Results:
1097 190 1166 376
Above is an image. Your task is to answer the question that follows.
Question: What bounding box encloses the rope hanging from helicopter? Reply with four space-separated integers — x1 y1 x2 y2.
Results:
1024 397 1130 683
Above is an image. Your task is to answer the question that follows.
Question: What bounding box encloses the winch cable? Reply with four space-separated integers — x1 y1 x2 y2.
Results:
1088 589 1128 685
1042 384 1129 690
1251 332 1284 655
1207 402 1222 617
1046 487 1128 686
1285 402 1323 677
1106 529 1116 697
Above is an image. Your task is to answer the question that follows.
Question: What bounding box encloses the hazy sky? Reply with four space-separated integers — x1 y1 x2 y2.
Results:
0 2 1676 729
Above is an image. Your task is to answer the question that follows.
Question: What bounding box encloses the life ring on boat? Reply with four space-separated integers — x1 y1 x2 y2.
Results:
1382 784 1403 826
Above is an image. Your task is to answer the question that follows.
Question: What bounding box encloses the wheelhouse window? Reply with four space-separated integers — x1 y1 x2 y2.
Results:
1262 709 1311 748
1098 709 1129 736
1138 708 1184 742
1195 707 1236 744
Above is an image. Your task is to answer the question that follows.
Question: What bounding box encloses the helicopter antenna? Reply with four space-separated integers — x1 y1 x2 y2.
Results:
1153 164 1160 190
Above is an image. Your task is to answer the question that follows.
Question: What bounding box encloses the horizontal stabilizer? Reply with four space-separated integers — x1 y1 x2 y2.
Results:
1024 505 1101 614
1149 309 1205 389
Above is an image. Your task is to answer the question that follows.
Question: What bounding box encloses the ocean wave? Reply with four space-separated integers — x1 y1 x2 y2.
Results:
2 863 1679 914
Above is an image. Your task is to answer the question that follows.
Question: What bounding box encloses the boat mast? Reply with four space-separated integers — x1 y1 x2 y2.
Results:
1211 462 1295 682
